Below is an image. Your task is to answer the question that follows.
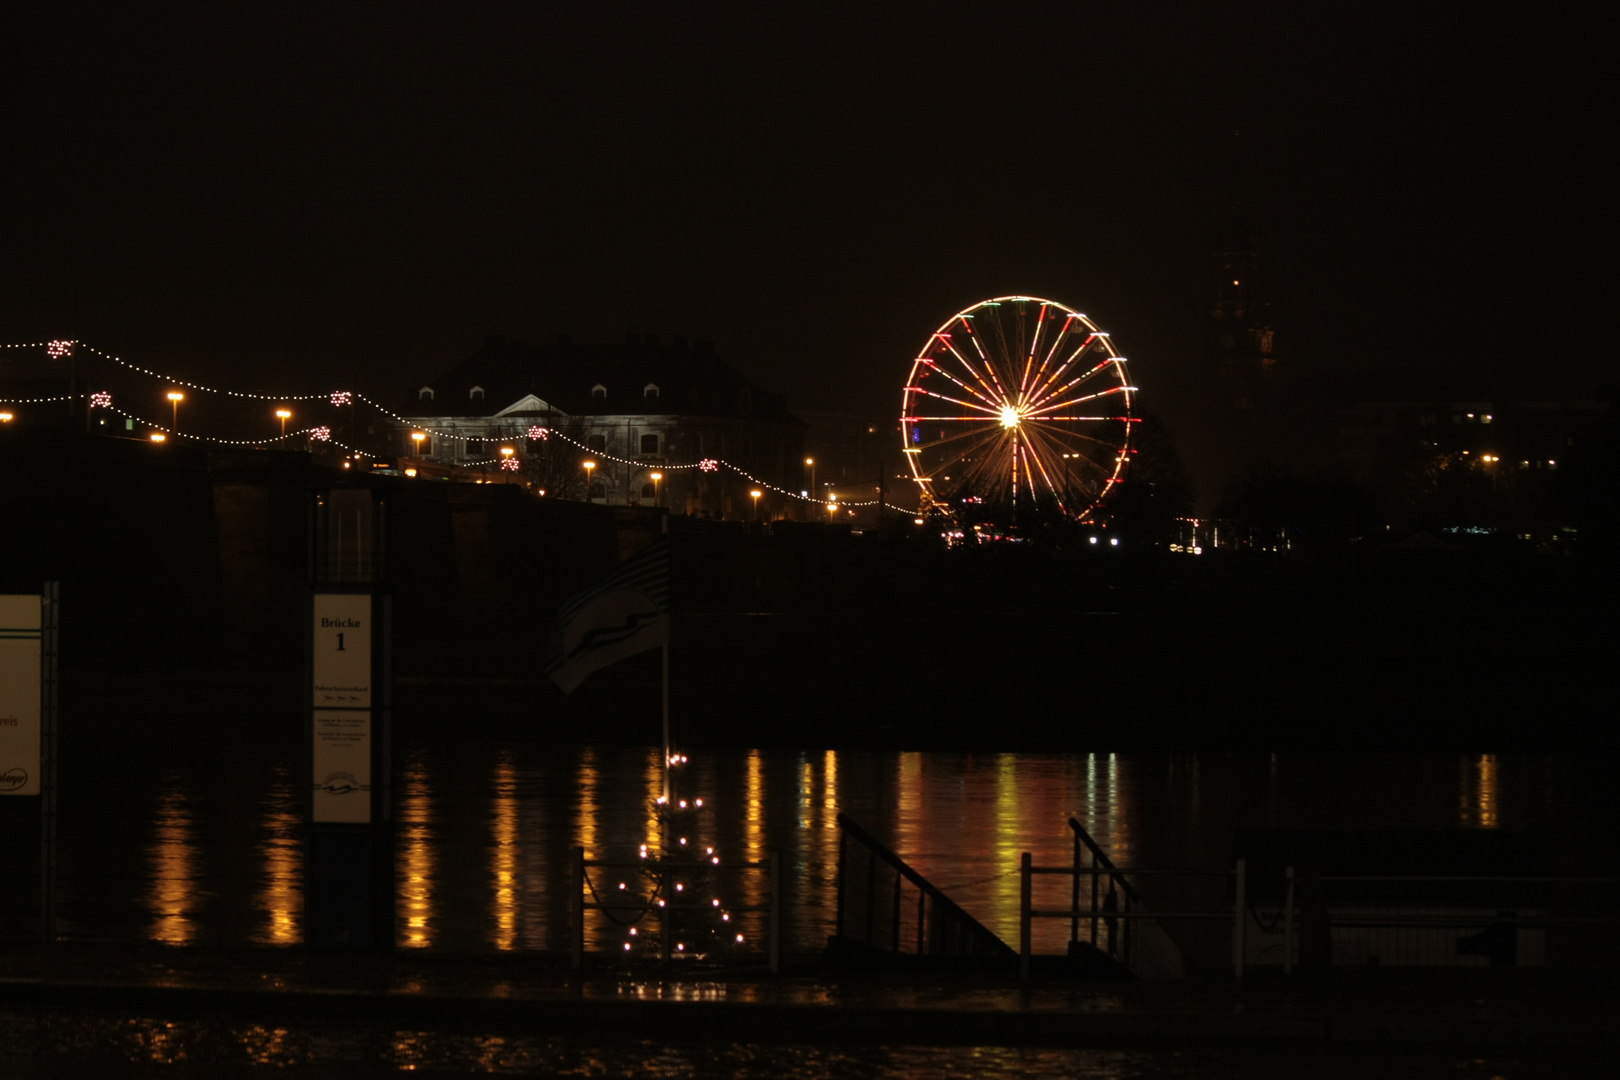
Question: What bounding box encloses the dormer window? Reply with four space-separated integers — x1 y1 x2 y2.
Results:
591 384 608 400
470 386 485 401
644 383 660 400
418 386 435 401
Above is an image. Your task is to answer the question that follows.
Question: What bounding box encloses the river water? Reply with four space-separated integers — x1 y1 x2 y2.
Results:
0 713 1562 960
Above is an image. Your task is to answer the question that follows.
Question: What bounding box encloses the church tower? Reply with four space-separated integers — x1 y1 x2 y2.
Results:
1205 152 1276 408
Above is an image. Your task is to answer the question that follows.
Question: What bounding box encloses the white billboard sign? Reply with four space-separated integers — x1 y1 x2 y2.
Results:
312 593 371 709
0 594 42 796
312 708 371 823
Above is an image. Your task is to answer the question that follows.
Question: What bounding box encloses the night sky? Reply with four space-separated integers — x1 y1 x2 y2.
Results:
4 3 1613 479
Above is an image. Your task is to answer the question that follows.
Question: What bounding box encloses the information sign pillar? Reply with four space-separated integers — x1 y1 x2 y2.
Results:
306 487 393 950
0 584 58 944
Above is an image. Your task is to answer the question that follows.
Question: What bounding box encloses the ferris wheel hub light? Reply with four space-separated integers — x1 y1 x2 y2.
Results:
999 405 1021 429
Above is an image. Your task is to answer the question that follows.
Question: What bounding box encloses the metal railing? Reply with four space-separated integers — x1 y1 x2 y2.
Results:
572 846 780 972
1016 818 1240 982
1261 870 1620 971
834 813 1016 961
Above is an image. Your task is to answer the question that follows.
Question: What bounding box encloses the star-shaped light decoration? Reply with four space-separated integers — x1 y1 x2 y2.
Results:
311 427 331 441
89 391 112 409
330 391 352 407
699 458 718 472
47 340 72 359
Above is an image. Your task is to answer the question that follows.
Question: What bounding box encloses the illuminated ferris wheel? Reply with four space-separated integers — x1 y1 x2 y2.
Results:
901 296 1136 522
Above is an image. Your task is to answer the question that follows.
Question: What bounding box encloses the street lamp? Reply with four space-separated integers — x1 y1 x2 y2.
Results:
650 471 663 507
275 408 292 441
583 459 596 502
149 433 166 443
167 391 184 431
0 411 12 423
827 492 837 520
500 445 515 484
751 489 762 521
410 431 426 460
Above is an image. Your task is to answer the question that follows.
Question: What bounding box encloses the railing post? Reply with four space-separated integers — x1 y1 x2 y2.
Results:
572 845 584 971
1283 865 1295 976
1070 829 1080 945
1089 849 1100 947
1020 852 1032 983
1232 856 1246 979
769 849 781 975
661 859 672 964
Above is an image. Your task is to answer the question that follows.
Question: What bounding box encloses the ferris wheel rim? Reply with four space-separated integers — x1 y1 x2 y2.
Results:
901 295 1134 523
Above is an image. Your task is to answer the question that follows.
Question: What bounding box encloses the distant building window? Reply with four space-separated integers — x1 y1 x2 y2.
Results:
470 386 485 401
640 433 659 454
591 384 607 400
419 387 435 401
586 433 607 453
644 383 660 399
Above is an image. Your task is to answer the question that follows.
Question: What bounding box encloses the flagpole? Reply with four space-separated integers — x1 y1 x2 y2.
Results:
660 512 672 808
661 639 671 805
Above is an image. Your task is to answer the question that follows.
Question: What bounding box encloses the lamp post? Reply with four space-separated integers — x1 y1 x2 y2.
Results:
650 471 663 508
828 492 837 521
805 456 815 504
0 411 12 424
167 391 184 432
751 489 762 522
583 460 596 502
500 446 515 484
410 431 426 460
276 408 292 441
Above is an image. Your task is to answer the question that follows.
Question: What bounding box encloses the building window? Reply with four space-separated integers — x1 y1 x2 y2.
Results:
641 482 657 499
470 386 485 401
644 383 660 400
419 387 435 401
586 433 606 453
591 384 607 400
640 433 659 454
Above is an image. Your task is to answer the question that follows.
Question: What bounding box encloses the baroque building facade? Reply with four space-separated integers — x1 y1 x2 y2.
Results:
395 333 804 519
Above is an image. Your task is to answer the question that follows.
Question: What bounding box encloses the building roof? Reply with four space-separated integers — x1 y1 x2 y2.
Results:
407 334 797 423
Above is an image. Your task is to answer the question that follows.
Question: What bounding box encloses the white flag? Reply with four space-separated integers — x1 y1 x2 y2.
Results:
543 537 670 694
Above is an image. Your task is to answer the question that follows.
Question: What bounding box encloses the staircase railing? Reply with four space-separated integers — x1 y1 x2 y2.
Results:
834 812 1015 960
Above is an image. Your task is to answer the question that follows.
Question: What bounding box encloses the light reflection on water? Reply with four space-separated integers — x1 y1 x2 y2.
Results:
251 764 300 946
146 774 197 945
30 748 1556 957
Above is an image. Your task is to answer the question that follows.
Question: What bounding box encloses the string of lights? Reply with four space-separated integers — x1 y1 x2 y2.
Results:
0 393 84 404
6 338 888 506
75 342 331 402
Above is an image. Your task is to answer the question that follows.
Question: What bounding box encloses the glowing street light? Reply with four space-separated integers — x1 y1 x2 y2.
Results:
750 489 762 521
275 408 292 440
410 431 426 459
805 456 816 503
500 445 515 483
827 492 837 520
166 391 184 430
650 471 663 507
0 411 12 423
150 433 166 443
583 459 597 502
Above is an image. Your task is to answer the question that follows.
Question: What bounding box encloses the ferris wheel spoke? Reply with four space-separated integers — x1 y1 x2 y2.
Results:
910 424 1004 467
1024 419 1125 453
939 335 1009 408
1020 314 1079 409
1027 349 1111 412
911 387 1003 417
911 358 1001 412
1026 384 1131 418
1019 433 1071 512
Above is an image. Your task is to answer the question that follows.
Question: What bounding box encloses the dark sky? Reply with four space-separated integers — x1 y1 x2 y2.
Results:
4 3 1614 454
